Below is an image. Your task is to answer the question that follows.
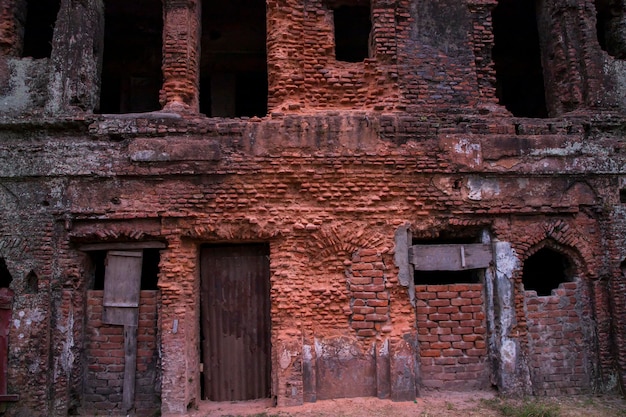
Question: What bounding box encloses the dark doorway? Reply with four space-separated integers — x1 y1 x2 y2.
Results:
22 0 60 58
88 249 160 291
200 243 271 401
199 0 267 117
492 0 548 118
522 247 573 296
0 259 12 288
98 0 162 113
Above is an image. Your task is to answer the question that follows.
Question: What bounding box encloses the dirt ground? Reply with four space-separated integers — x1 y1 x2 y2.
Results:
188 391 626 417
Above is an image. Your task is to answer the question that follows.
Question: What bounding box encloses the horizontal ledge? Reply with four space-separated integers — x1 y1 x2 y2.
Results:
77 241 167 251
0 394 19 402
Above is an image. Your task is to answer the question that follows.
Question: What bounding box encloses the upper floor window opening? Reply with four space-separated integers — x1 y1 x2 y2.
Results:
97 0 162 114
199 0 268 117
330 0 372 62
21 0 61 59
594 0 626 59
492 0 548 118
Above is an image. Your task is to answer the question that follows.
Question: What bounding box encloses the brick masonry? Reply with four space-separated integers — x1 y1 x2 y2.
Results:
416 284 489 390
83 291 161 416
525 282 594 396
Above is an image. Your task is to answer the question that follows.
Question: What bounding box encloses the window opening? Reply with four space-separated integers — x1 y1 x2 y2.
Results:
492 0 548 118
412 234 487 285
22 0 60 58
98 0 162 113
522 247 573 296
25 270 38 294
88 249 159 290
140 249 160 290
200 0 267 117
89 251 107 290
595 0 626 59
0 259 12 288
332 3 371 62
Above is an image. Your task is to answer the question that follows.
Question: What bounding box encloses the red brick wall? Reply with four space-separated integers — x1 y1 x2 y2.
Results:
415 284 489 390
525 281 592 395
83 290 160 416
348 249 390 338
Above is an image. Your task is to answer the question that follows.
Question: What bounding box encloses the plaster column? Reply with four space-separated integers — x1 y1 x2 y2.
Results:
488 241 532 395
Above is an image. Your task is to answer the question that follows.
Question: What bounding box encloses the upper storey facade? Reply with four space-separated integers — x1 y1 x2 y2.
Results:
0 0 625 119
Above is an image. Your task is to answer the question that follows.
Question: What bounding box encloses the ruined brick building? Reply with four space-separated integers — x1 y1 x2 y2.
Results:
0 0 625 415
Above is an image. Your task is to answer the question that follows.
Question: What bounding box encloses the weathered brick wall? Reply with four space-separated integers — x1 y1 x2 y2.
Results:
0 0 625 412
0 112 622 414
83 291 160 416
348 249 390 338
525 282 593 395
416 284 489 390
266 0 401 112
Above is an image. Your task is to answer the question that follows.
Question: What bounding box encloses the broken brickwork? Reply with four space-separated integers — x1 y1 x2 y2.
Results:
525 282 593 395
0 0 626 416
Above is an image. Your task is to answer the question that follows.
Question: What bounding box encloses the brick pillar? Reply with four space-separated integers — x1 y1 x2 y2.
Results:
0 0 21 56
161 0 201 112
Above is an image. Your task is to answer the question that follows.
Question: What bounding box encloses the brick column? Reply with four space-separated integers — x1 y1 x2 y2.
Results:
0 0 21 56
161 0 201 112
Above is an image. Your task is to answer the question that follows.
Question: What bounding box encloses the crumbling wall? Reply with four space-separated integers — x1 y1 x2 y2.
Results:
0 0 625 415
525 282 594 395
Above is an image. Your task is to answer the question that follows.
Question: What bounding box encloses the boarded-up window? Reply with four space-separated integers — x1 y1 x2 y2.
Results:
102 251 143 326
410 244 491 284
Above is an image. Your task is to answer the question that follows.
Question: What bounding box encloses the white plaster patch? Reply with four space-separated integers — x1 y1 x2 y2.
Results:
501 339 516 369
454 138 482 167
279 348 292 369
467 176 500 201
378 339 389 356
303 345 312 362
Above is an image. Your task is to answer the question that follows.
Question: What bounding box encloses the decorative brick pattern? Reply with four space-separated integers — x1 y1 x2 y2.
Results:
348 249 390 338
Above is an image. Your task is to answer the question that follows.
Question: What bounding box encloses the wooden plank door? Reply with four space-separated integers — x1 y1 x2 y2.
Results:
0 288 17 401
200 244 271 401
102 250 143 412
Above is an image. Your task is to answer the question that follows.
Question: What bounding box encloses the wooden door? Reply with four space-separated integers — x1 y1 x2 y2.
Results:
200 244 271 401
0 288 14 400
